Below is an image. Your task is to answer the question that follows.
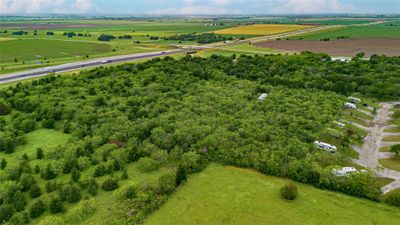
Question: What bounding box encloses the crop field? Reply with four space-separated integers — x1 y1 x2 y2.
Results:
144 164 400 225
214 24 312 35
255 38 400 57
290 26 400 40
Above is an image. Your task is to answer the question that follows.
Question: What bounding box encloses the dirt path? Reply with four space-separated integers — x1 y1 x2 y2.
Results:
355 102 400 194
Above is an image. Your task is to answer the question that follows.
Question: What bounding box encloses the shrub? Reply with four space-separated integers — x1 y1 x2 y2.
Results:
87 179 98 196
175 165 187 186
0 205 14 222
124 186 136 199
0 99 11 115
137 157 160 172
158 173 176 195
280 182 298 200
101 178 119 191
29 184 42 198
383 191 400 207
29 200 46 218
49 198 64 214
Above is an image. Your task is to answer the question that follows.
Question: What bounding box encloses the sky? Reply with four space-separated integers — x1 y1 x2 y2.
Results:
0 0 399 15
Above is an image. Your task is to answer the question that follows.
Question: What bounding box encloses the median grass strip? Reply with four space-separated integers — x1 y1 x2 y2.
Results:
384 127 400 132
382 136 400 142
144 164 400 225
380 146 392 152
379 157 400 172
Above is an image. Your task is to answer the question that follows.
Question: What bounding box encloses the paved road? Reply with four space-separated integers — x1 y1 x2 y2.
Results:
352 102 400 194
0 49 183 85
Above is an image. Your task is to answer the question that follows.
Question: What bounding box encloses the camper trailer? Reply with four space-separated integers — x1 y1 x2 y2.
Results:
348 96 361 103
332 167 357 176
344 102 357 109
258 93 268 101
313 141 337 153
333 121 345 128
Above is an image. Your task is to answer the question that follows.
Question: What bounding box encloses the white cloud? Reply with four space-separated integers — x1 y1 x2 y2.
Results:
271 0 355 14
0 0 98 14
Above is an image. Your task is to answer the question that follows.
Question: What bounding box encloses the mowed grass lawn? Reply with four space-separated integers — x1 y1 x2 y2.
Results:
382 135 400 142
0 39 111 63
143 164 400 225
214 24 312 35
291 26 400 40
379 157 400 172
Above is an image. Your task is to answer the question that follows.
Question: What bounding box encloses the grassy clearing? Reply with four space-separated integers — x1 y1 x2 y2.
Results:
382 136 400 142
379 157 400 172
372 177 395 188
290 26 400 40
0 129 71 166
379 146 392 152
144 164 400 225
214 24 312 35
384 127 400 132
342 113 370 128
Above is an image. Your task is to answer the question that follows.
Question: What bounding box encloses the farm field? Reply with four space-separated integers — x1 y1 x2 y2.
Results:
255 38 400 57
214 24 312 35
144 164 400 225
290 26 400 40
298 19 382 25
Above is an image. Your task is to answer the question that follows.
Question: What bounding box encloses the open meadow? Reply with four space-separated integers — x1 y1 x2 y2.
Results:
144 164 400 225
214 24 312 35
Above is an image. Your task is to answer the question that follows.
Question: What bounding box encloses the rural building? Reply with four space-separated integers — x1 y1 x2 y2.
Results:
333 121 345 128
313 141 337 153
258 93 268 101
348 96 361 103
344 102 357 109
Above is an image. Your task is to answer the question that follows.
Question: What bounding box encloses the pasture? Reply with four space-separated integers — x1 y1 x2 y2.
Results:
144 164 400 225
298 18 382 25
214 24 312 35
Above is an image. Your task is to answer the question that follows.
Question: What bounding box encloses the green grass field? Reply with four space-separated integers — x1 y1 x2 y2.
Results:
0 39 111 63
384 127 400 132
144 164 400 225
290 26 400 40
0 129 71 166
379 157 400 172
299 19 380 25
379 146 391 152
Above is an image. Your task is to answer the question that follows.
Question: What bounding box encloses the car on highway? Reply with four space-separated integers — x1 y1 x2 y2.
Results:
101 60 111 64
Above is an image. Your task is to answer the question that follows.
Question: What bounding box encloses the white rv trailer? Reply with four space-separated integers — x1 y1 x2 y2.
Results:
258 93 268 101
333 121 345 128
332 167 357 176
344 102 357 109
348 96 361 103
313 141 337 153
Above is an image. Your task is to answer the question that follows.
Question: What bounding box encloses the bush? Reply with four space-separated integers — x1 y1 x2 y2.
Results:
29 200 46 218
383 191 400 207
0 205 14 222
29 184 42 198
137 157 160 172
175 165 187 186
280 182 298 200
101 178 118 191
158 173 176 195
124 186 136 199
49 198 64 214
0 99 11 115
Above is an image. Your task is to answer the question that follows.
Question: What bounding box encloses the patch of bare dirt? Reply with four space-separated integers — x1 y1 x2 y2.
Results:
255 38 400 57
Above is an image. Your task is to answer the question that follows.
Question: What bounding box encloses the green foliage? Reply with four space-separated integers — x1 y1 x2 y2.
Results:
383 191 400 207
124 186 136 199
29 184 42 199
0 204 14 223
137 157 160 173
280 182 298 200
87 179 98 196
36 147 44 159
71 167 81 182
390 144 400 156
101 178 119 191
49 198 64 214
158 173 176 195
29 200 46 218
41 164 57 180
165 33 232 44
0 99 11 115
175 165 187 186
1 158 7 169
59 183 82 203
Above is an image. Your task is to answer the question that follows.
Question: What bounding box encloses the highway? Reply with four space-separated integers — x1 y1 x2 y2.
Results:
0 49 183 84
0 25 336 85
